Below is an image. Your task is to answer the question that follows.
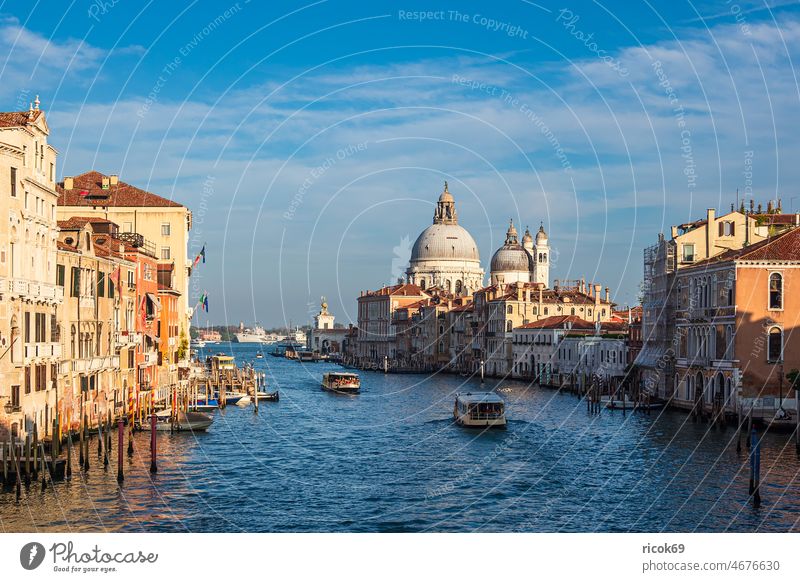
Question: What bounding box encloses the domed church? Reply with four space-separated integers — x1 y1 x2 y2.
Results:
406 183 485 295
489 220 550 287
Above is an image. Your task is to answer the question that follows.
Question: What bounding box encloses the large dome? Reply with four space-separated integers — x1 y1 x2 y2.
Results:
410 223 480 262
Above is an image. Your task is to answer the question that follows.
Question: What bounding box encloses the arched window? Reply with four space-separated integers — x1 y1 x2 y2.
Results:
507 305 513 314
538 253 543 262
768 327 783 362
769 272 783 309
506 320 513 332
419 279 426 290
543 253 547 262
570 308 575 315
455 280 463 294
543 307 548 315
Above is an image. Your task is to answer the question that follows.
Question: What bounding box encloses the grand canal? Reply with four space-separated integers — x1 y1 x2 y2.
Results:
1 344 798 532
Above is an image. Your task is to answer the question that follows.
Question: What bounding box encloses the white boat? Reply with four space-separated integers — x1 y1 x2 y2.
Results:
453 392 506 428
235 324 270 343
144 410 214 432
191 339 207 348
255 390 279 402
601 396 664 410
321 372 360 394
236 395 252 407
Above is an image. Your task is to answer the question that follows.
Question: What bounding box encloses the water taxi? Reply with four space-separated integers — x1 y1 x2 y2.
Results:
144 410 214 432
453 392 506 428
321 372 360 394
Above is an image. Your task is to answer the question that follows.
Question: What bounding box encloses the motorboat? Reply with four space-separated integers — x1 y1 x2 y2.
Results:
236 395 252 407
143 409 214 432
453 392 506 428
223 392 246 405
321 372 360 394
256 352 264 359
254 390 279 402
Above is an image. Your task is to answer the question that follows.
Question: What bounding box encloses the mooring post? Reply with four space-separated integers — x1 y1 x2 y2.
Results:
32 422 39 480
97 417 103 459
117 419 124 483
83 413 90 472
66 429 72 480
149 413 157 474
128 425 134 457
24 433 31 488
11 437 21 501
736 404 742 454
1 440 6 485
749 427 761 507
795 390 800 456
40 444 47 492
746 408 753 450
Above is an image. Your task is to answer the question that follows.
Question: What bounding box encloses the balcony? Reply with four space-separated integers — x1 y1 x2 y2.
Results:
72 355 120 373
6 278 63 303
115 331 142 347
24 342 61 361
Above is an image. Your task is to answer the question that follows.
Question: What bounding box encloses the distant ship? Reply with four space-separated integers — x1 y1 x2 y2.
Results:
235 324 270 343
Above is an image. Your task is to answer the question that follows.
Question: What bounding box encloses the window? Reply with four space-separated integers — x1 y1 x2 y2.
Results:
507 305 513 314
71 267 80 297
50 314 59 342
768 327 783 362
24 366 31 394
97 272 105 298
11 385 19 408
49 162 54 182
35 313 46 342
161 223 171 236
682 243 695 263
719 221 735 236
24 312 30 343
10 167 16 196
109 277 115 299
127 270 135 288
56 264 65 286
769 272 783 310
161 247 171 260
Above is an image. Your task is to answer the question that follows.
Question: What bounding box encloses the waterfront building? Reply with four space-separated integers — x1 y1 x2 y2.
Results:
55 218 124 430
512 315 628 388
308 297 349 355
157 264 182 396
57 171 192 354
473 281 615 378
639 206 799 400
356 283 429 361
405 183 484 295
673 226 800 419
0 101 63 439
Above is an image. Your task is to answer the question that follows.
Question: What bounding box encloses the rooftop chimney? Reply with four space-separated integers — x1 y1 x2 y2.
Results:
594 284 602 306
706 208 716 257
64 177 73 190
605 287 610 302
110 174 119 186
101 176 110 189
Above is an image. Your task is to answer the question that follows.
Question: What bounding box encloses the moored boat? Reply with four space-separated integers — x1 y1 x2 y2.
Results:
453 392 506 428
143 410 214 432
254 390 279 401
321 372 360 394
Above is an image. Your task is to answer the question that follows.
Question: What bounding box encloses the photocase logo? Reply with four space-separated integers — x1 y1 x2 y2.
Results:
20 542 45 570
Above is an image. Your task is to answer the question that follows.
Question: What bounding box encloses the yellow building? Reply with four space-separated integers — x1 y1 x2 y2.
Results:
0 101 62 439
55 218 126 431
56 171 192 358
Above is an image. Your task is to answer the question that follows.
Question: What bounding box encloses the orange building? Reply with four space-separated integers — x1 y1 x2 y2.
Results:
674 227 800 420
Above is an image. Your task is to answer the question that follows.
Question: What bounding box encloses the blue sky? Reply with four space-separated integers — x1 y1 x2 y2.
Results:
3 0 800 327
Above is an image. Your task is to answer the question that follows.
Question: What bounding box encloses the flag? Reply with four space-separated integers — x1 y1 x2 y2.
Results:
195 291 207 312
192 245 206 269
111 266 121 287
203 294 209 312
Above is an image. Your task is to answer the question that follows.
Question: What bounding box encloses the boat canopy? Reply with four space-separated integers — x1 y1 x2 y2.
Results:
456 392 505 405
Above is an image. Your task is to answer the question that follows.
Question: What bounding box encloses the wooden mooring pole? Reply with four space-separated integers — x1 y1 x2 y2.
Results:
117 419 124 483
24 434 31 488
66 430 72 480
749 427 761 507
149 413 157 474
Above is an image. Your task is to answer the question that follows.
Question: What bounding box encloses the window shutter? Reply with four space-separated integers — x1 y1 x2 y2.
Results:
718 222 724 237
731 221 735 236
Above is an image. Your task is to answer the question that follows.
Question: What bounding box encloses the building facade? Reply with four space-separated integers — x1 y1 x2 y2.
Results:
0 102 63 439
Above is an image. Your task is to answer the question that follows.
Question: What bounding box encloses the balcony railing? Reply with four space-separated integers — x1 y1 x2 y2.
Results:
24 342 61 360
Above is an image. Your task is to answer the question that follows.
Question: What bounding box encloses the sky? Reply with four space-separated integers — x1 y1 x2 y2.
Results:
2 0 800 327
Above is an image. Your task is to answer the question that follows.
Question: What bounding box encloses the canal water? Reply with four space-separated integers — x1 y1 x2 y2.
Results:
1 344 799 532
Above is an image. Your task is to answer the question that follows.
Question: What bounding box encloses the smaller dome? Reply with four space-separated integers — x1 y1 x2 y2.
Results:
536 223 548 243
522 227 533 245
491 246 535 273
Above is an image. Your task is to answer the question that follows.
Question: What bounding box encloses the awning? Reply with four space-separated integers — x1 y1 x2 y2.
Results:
145 292 162 311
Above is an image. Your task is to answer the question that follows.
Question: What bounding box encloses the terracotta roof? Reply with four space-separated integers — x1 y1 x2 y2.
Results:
57 171 184 208
57 216 116 230
689 227 800 267
56 240 76 252
0 110 42 128
753 213 800 226
516 315 596 331
363 283 427 297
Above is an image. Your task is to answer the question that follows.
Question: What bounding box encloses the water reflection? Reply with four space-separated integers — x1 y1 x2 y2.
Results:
1 344 798 532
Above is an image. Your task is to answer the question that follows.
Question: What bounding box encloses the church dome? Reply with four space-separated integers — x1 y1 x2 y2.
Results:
410 223 480 262
490 219 534 273
522 227 533 245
